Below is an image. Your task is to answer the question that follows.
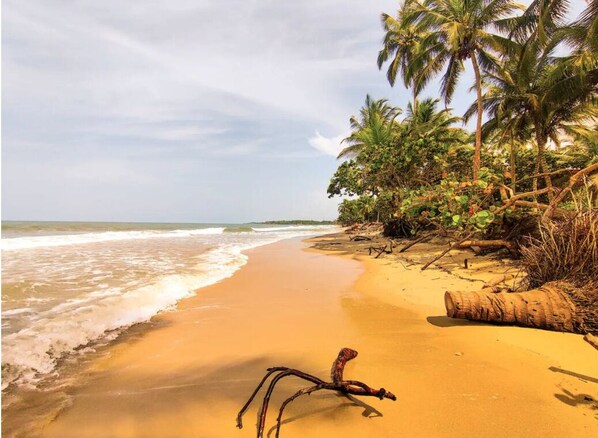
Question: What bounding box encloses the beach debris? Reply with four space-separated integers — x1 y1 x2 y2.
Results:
421 233 474 271
399 233 435 253
351 235 372 241
368 241 393 258
236 348 396 438
445 281 598 334
420 233 519 271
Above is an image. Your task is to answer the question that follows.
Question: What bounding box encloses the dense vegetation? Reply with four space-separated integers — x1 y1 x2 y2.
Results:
329 0 598 241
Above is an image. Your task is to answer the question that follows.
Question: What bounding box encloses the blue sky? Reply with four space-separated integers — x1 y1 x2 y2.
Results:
1 0 585 223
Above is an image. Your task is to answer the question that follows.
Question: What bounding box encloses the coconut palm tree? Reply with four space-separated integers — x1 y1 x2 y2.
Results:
405 0 523 180
404 97 462 136
377 1 442 108
337 95 402 159
558 0 598 90
466 32 597 195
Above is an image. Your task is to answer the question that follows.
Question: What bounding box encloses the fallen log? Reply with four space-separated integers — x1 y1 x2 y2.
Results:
457 239 516 251
236 348 396 438
351 235 372 242
445 281 598 334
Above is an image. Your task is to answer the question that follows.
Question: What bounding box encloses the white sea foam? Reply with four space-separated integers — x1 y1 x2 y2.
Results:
0 240 252 390
1 227 225 251
252 225 329 232
1 225 339 390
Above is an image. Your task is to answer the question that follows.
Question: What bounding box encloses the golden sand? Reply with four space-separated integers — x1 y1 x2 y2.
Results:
9 237 597 437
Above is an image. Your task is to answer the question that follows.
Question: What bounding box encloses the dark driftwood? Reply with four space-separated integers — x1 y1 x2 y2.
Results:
236 348 396 438
369 241 393 258
351 235 372 242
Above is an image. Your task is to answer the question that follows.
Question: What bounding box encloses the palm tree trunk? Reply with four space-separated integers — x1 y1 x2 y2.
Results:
412 88 418 114
471 54 483 181
510 131 517 193
535 129 554 199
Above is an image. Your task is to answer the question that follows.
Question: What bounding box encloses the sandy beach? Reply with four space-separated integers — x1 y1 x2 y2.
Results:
5 235 597 437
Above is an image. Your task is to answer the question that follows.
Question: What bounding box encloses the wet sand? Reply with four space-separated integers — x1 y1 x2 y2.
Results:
8 237 598 437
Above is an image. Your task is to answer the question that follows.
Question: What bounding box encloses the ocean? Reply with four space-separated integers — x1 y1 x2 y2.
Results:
1 221 339 393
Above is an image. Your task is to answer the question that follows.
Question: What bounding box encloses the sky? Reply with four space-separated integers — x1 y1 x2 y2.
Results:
1 0 586 223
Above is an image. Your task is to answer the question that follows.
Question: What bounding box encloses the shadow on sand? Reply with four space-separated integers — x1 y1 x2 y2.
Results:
265 393 383 438
426 315 490 328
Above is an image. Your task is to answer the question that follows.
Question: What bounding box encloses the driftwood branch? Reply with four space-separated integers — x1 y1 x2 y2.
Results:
368 241 393 258
421 233 473 271
399 234 434 253
236 348 396 438
542 163 598 223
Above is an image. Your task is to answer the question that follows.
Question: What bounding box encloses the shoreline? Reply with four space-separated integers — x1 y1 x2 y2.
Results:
3 234 597 437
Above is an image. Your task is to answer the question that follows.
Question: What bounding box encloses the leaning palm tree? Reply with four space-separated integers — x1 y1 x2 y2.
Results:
408 0 524 180
337 95 402 159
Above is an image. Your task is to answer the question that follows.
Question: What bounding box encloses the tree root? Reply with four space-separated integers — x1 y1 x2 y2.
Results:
236 348 397 437
368 241 393 258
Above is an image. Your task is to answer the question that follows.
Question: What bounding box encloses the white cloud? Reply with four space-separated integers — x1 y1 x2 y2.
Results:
307 131 348 157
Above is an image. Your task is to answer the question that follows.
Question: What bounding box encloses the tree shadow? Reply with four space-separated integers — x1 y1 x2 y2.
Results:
265 392 383 438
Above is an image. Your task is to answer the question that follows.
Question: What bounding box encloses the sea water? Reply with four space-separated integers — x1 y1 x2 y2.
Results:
1 221 338 393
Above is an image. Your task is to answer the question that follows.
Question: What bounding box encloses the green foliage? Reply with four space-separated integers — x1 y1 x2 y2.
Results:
328 98 470 200
398 169 505 233
329 1 597 235
327 160 367 198
337 197 377 226
336 192 399 226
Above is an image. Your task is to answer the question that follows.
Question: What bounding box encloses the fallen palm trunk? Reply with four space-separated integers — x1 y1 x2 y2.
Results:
445 281 598 334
